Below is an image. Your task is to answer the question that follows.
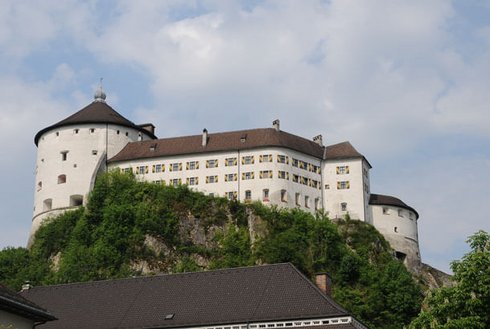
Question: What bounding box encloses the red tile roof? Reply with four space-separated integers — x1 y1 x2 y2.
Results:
19 263 362 329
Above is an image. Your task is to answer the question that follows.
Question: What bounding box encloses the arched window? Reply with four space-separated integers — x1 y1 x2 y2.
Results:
43 199 52 211
58 174 66 184
70 195 83 207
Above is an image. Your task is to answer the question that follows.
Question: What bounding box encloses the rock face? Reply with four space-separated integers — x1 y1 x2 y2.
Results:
418 263 453 290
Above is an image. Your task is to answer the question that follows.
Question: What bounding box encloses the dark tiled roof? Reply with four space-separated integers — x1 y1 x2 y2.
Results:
34 101 157 145
324 142 371 168
0 284 56 322
20 263 354 329
369 194 419 219
108 128 370 164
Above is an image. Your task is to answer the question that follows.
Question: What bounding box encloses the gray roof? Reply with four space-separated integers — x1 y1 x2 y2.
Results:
108 128 368 166
369 194 419 219
0 284 56 322
34 101 157 145
19 263 359 329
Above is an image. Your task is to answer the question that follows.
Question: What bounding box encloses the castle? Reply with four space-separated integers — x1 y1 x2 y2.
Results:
30 87 421 269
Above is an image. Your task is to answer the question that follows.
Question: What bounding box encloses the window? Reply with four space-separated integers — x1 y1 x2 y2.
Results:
138 133 142 141
245 190 252 202
278 171 289 180
37 181 42 191
281 189 287 202
305 195 309 208
310 179 319 189
300 176 309 185
117 130 120 135
125 132 129 136
336 166 350 175
92 150 98 155
170 163 182 172
325 184 330 189
70 195 83 207
170 178 181 187
225 157 237 166
206 159 218 168
260 154 272 163
314 198 320 211
43 199 52 211
74 129 79 134
90 128 95 133
341 202 347 211
206 175 218 184
186 161 199 170
337 181 350 189
153 180 164 185
295 193 300 206
259 170 272 179
57 174 66 184
61 151 68 161
225 173 238 182
186 177 199 186
310 164 320 174
226 191 237 201
292 174 299 183
394 226 398 233
123 167 132 174
298 160 307 170
277 155 289 164
136 166 148 174
263 189 270 202
292 158 299 167
383 207 389 215
56 132 59 136
242 155 254 165
153 164 164 173
242 172 254 180
398 209 403 217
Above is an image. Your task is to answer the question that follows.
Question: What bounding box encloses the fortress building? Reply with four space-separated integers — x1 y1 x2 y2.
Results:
30 88 421 269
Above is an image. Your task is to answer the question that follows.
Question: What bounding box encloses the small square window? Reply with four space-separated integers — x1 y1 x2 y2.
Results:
341 202 347 211
92 150 98 155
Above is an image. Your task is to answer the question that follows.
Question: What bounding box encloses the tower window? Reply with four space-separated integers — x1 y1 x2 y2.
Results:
117 130 120 135
92 150 98 155
58 174 66 184
125 132 129 136
70 195 83 207
61 151 68 161
43 199 52 211
56 132 59 136
90 128 95 133
394 226 398 233
74 129 79 134
37 181 42 191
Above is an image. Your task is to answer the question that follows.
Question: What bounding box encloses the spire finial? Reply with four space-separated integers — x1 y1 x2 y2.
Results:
94 78 106 102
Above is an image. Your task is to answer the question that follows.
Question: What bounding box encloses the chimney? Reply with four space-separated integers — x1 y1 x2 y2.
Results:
21 281 33 292
202 128 208 147
313 134 323 147
315 273 332 296
272 119 280 131
138 123 156 136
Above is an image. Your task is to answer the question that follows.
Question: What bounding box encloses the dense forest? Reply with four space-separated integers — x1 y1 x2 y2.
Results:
1 172 488 328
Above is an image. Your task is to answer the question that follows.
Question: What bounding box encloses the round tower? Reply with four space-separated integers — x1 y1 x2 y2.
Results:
369 194 421 270
29 87 157 245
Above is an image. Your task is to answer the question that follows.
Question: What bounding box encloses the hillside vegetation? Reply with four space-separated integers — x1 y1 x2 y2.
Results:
1 171 422 329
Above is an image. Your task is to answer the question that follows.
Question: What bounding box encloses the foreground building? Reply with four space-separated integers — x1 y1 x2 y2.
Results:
0 284 56 328
30 88 421 269
20 263 368 329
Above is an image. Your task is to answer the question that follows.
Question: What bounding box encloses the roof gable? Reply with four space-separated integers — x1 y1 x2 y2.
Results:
20 264 349 329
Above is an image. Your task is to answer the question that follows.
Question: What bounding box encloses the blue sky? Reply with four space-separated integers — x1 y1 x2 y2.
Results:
0 0 489 273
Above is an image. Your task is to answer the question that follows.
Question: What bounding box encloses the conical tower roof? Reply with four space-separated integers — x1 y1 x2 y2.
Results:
34 101 156 145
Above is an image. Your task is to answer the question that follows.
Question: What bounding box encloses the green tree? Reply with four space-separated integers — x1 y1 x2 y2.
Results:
410 230 490 329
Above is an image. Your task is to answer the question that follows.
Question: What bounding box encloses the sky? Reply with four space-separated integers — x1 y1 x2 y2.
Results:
0 0 489 273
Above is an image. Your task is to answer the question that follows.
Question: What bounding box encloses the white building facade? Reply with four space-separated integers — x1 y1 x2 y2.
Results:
30 93 421 269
